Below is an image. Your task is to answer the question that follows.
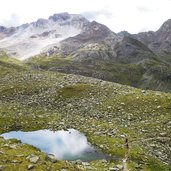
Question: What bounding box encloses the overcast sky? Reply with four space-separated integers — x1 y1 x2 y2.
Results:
0 0 171 33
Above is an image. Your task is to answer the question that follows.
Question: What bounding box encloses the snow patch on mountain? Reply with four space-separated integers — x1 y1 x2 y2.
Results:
0 13 85 60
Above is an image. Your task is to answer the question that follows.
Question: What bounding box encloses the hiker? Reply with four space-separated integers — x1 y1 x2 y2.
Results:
124 138 129 160
125 138 129 149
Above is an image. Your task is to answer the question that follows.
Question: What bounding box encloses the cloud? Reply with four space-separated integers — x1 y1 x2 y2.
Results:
82 9 114 21
0 14 20 27
137 6 151 13
0 0 171 33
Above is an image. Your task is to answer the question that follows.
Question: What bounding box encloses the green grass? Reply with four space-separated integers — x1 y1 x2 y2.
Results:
57 84 92 99
26 54 171 92
0 55 171 170
0 51 27 77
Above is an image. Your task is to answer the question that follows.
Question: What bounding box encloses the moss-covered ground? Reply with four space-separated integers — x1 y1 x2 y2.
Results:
26 54 171 92
0 55 171 170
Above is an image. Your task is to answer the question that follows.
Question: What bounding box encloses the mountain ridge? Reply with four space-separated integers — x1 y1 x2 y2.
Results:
0 12 171 60
0 12 171 92
0 14 171 170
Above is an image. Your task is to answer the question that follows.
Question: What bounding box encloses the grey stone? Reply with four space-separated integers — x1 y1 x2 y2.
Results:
82 162 90 166
60 169 67 171
135 164 142 169
120 134 125 138
109 167 119 171
0 165 4 171
29 156 39 164
101 159 107 163
28 164 34 170
45 154 57 163
0 151 4 154
116 164 124 170
67 103 73 108
100 145 104 148
75 160 83 165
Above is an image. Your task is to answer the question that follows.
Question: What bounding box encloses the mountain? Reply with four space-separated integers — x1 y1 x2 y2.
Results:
133 19 171 65
0 12 171 92
0 12 155 62
0 12 89 59
0 13 171 170
134 19 171 55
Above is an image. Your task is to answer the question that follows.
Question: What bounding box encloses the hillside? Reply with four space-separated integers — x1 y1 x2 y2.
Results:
26 53 171 92
0 55 171 171
0 13 171 92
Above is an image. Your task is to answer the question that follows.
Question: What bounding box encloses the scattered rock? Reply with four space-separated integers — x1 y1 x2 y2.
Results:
27 155 39 164
135 164 142 169
28 164 34 170
109 164 123 171
9 144 18 149
67 103 73 108
60 169 67 171
0 151 4 154
116 164 123 170
75 160 83 165
0 165 4 171
59 122 65 125
160 132 167 136
12 160 21 163
100 145 104 148
16 154 24 157
82 162 90 166
107 106 112 109
101 159 107 163
120 134 125 138
109 167 119 171
45 154 57 163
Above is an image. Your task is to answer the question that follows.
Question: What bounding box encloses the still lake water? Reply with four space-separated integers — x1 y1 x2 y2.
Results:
1 129 110 161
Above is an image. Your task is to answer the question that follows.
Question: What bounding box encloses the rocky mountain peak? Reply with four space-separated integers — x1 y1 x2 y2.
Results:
133 18 171 54
48 12 71 22
0 12 88 59
35 18 49 27
47 12 89 29
0 13 171 59
0 26 16 36
158 19 171 32
117 31 131 39
81 20 114 38
0 26 6 32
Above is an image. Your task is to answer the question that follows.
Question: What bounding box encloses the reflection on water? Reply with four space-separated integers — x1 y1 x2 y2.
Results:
1 129 109 161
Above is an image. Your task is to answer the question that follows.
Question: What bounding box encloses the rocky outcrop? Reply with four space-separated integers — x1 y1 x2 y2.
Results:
0 13 87 59
134 19 171 55
0 12 171 61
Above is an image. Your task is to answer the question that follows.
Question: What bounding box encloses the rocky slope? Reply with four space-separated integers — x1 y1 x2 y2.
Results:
27 52 171 92
0 54 171 171
0 13 89 59
134 19 171 56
